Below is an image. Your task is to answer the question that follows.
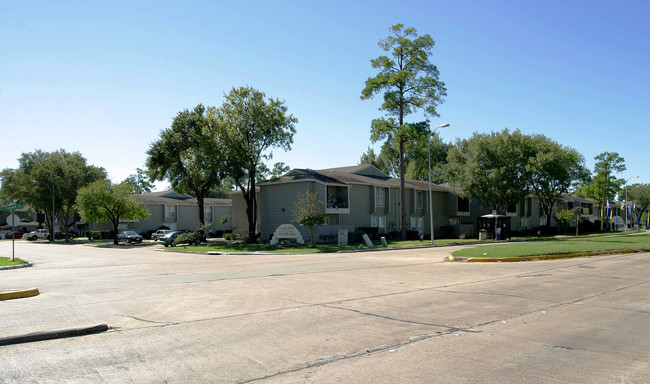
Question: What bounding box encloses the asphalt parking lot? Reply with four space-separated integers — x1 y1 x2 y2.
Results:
1 241 649 383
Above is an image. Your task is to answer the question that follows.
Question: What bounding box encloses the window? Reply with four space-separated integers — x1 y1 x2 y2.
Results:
376 188 386 208
166 205 177 219
327 185 349 209
507 203 517 214
371 215 386 232
416 191 424 209
205 207 212 221
410 217 424 233
457 196 470 213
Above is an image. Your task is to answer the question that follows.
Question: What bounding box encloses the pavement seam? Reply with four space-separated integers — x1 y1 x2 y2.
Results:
237 257 650 383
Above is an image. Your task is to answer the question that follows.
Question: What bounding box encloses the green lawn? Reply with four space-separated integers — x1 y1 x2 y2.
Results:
0 257 29 267
169 237 480 254
452 234 650 259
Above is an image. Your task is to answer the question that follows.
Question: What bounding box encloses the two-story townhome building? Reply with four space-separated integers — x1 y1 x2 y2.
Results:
258 165 453 243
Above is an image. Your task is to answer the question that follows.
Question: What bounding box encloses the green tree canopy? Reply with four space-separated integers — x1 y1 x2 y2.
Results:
122 168 154 194
147 104 225 225
625 183 650 227
269 162 291 179
211 86 297 242
359 144 398 177
291 191 325 248
361 23 446 239
526 135 590 228
445 129 533 214
0 149 106 240
77 180 150 245
574 151 626 228
358 127 450 183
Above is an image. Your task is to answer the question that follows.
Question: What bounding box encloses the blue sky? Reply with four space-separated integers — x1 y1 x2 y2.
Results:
1 0 648 190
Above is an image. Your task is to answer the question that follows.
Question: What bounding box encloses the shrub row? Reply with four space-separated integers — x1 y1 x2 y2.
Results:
85 230 115 240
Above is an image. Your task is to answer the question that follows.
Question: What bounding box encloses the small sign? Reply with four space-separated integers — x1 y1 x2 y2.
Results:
270 224 305 245
2 203 23 212
337 229 348 245
6 214 21 226
492 210 497 215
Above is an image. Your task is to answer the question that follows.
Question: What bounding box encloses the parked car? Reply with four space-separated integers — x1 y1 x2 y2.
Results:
157 231 184 247
5 231 24 239
151 229 173 241
27 229 50 241
117 231 143 244
54 232 76 240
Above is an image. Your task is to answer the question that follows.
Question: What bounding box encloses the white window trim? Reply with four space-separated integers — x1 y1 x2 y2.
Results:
376 187 386 209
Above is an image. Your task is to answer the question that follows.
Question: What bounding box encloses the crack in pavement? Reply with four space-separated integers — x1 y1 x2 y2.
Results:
321 303 479 333
236 261 650 383
114 314 179 327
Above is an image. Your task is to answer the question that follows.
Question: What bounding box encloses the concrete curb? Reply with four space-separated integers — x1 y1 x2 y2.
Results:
448 248 643 262
0 288 40 301
0 324 109 347
0 262 33 271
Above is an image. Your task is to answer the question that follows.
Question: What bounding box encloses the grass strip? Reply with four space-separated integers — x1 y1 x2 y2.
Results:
0 257 29 267
452 234 650 259
169 238 481 254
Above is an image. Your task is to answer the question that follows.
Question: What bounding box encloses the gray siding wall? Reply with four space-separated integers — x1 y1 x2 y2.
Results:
131 204 165 233
260 181 317 241
343 184 373 228
177 205 198 230
207 206 233 232
231 192 260 236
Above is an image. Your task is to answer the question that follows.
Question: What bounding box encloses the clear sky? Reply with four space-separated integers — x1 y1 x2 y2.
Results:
1 0 648 190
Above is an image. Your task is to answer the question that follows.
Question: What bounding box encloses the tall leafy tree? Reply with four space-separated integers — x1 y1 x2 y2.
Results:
122 168 154 194
359 144 399 177
269 162 291 179
212 86 297 242
361 23 446 239
404 128 450 183
444 129 533 214
0 149 106 241
147 104 225 225
358 126 449 182
77 180 150 245
595 152 626 212
625 184 650 227
526 135 590 229
574 152 626 227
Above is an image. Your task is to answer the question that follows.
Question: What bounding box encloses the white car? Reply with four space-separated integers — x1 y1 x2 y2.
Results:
27 229 50 241
151 229 172 241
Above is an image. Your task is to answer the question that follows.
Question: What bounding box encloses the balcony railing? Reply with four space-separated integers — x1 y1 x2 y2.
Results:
326 197 349 214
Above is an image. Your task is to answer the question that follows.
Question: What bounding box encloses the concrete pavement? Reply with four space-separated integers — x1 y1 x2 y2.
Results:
1 241 648 383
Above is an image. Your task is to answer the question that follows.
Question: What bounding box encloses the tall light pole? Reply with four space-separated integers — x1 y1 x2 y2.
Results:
429 123 450 244
624 176 639 230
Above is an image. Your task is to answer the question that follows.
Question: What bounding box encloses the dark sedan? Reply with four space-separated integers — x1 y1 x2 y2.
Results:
117 231 143 244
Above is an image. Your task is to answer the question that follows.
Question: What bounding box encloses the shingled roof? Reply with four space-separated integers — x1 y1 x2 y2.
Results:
261 164 449 192
130 191 231 206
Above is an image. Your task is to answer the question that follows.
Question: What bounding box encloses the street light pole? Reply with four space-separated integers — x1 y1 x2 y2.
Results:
624 176 639 231
52 183 55 243
429 123 450 245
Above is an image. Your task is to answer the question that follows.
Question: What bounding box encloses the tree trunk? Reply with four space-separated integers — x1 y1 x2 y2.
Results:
197 194 205 226
399 136 406 240
308 226 314 248
112 220 119 245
